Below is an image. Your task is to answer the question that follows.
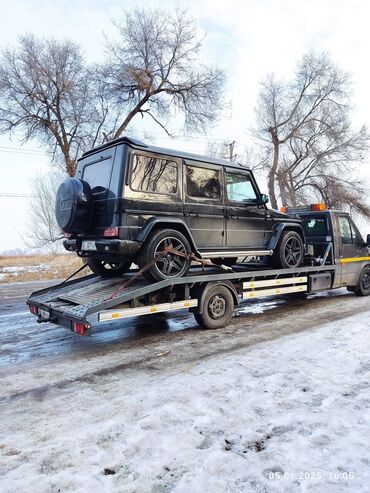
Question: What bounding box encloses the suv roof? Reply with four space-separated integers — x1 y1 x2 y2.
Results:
81 136 252 172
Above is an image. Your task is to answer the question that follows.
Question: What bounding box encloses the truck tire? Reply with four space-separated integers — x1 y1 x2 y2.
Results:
86 258 132 277
194 284 234 329
138 229 192 282
273 230 304 269
353 265 370 296
55 178 93 233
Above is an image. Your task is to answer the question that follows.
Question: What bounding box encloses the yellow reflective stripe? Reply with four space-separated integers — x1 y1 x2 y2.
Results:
339 257 370 264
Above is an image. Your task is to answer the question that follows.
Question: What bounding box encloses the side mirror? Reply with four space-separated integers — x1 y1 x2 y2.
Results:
367 234 370 247
260 194 269 205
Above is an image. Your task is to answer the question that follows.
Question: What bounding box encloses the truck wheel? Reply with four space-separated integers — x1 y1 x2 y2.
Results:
353 266 370 296
274 230 304 269
86 258 132 277
138 229 192 282
194 285 234 329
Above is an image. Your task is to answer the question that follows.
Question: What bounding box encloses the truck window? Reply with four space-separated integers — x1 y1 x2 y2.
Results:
302 217 327 236
130 154 178 194
338 216 363 245
225 172 257 202
186 165 221 199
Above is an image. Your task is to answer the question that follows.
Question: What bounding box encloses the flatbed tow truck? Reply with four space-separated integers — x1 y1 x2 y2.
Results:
27 206 370 335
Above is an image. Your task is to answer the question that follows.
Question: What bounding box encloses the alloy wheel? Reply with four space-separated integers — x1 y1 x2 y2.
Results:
154 237 189 278
284 237 303 266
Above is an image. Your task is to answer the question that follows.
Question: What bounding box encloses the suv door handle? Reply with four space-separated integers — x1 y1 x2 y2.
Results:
187 212 198 217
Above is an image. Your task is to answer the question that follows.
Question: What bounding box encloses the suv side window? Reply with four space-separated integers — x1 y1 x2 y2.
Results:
130 154 178 194
225 172 258 203
338 216 363 246
186 165 221 199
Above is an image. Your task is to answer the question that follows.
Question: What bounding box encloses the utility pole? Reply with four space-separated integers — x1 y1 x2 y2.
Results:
225 141 236 162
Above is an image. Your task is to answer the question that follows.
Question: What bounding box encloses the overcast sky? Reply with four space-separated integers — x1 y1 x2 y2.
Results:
1 0 370 251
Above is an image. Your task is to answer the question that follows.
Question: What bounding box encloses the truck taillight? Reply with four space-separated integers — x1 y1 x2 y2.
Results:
103 227 119 237
29 305 38 315
72 322 90 335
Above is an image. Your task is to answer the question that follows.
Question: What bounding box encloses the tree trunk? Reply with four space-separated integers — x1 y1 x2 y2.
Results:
66 159 76 177
277 170 289 207
268 137 279 210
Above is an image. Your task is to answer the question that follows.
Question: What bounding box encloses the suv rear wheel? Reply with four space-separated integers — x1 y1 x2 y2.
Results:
86 258 132 277
138 229 192 282
273 230 304 269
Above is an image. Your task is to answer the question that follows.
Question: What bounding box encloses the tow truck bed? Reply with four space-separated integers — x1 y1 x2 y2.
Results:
27 264 336 335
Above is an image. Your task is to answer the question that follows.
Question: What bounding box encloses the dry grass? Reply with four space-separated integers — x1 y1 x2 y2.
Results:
0 254 86 283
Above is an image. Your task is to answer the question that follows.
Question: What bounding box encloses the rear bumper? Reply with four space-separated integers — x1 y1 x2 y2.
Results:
63 238 141 256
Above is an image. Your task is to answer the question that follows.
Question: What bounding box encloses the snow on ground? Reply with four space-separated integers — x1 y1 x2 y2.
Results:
1 310 370 492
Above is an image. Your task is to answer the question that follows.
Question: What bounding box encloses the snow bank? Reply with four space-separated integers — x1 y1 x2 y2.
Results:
1 311 370 492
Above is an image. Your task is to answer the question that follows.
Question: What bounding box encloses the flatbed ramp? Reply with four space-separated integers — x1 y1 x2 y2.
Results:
27 264 336 334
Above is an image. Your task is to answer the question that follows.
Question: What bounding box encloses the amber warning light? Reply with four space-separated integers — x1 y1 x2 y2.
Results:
280 203 327 213
310 203 327 211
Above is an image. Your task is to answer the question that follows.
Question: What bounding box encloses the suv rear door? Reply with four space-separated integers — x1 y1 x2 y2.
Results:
184 161 225 249
224 168 268 249
76 145 121 233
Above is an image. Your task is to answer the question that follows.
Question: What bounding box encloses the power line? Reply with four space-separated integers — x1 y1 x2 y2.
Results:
0 193 34 197
0 146 45 156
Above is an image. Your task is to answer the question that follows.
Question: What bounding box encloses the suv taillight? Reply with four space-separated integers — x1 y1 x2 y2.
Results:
103 227 119 237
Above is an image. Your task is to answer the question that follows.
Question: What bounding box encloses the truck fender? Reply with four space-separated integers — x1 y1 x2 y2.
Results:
136 217 198 253
268 222 306 251
190 280 239 314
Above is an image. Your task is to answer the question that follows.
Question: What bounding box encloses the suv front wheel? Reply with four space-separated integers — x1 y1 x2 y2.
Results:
273 230 304 269
138 229 192 282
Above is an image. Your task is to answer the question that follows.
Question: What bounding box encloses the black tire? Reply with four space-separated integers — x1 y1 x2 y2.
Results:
194 285 234 329
273 230 304 269
353 265 370 296
137 229 192 282
55 178 93 233
212 257 238 267
86 257 132 277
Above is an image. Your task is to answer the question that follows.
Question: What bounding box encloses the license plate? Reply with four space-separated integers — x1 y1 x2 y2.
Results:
39 309 49 320
82 241 97 251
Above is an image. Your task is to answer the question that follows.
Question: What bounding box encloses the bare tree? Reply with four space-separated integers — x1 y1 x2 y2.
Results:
255 51 369 213
26 169 66 252
0 35 110 176
101 9 225 139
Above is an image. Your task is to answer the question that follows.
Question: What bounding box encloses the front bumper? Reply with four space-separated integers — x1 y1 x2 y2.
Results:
63 238 142 256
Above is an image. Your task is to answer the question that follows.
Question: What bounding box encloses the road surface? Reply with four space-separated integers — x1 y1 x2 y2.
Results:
0 279 369 399
1 280 370 492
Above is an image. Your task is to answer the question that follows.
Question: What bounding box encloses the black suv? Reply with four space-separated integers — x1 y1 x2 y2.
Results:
56 137 305 281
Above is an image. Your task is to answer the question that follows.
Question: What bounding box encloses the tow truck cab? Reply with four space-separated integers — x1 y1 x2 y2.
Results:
285 204 370 288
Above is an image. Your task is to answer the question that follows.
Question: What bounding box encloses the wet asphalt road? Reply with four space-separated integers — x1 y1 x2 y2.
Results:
0 278 363 371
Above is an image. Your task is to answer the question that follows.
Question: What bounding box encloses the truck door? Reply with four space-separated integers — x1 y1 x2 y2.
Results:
336 215 367 286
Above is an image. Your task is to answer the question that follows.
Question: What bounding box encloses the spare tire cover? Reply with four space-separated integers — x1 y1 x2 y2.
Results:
55 178 93 233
